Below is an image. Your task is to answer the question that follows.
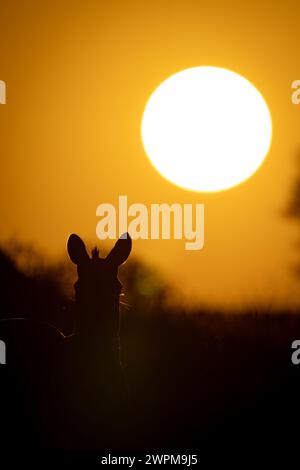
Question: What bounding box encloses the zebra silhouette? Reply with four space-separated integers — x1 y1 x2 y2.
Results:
0 233 132 451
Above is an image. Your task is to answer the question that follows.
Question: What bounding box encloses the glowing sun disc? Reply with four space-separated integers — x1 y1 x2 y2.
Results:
141 67 272 192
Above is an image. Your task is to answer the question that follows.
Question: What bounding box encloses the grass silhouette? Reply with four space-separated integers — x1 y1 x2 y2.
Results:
0 240 300 464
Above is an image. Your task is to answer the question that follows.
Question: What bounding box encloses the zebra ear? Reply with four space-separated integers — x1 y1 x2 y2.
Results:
106 233 132 267
67 234 90 265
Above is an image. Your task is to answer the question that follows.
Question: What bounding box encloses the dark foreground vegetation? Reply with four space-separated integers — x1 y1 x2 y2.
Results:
0 243 300 465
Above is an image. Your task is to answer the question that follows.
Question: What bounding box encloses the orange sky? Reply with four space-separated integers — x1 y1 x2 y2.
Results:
1 0 300 308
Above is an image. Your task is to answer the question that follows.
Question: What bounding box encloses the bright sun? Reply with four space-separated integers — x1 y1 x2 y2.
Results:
141 66 272 192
